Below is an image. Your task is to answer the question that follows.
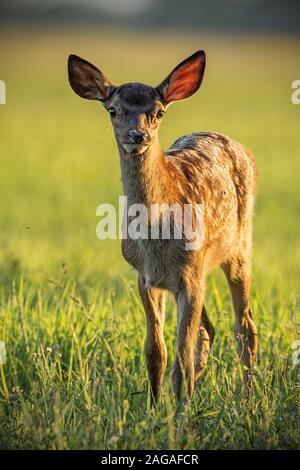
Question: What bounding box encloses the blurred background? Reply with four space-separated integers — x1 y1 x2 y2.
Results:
1 0 300 33
0 0 299 290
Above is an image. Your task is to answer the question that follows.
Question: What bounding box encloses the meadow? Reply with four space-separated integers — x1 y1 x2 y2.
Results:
0 26 299 449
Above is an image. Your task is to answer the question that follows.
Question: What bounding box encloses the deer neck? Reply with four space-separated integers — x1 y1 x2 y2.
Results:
118 136 171 206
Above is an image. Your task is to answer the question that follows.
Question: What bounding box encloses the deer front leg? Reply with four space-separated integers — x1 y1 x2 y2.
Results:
138 275 167 406
173 282 204 403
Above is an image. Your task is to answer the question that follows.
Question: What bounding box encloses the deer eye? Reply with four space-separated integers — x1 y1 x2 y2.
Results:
108 107 117 118
156 110 165 120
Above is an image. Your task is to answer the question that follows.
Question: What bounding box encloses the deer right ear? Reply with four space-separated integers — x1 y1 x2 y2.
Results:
68 54 113 102
156 50 206 105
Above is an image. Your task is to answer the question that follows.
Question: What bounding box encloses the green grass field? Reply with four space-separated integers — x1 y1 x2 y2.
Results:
0 27 299 449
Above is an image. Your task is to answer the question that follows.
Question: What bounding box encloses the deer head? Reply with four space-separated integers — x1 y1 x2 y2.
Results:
68 51 206 156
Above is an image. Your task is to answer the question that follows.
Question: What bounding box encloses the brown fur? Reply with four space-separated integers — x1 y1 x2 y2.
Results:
68 51 258 406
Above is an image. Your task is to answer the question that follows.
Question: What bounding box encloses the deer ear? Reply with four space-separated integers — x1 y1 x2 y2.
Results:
68 54 113 102
156 50 206 105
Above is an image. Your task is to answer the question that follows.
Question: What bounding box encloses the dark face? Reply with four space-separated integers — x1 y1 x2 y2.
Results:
106 83 165 154
68 50 206 156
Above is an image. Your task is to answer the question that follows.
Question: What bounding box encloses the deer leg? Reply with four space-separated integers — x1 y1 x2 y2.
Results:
138 275 167 406
222 253 258 393
194 305 215 385
173 282 204 403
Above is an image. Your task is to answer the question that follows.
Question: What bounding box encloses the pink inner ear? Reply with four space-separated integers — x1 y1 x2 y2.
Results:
165 56 202 102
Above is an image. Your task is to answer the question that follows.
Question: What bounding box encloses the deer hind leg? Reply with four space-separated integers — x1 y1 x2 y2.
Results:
222 252 258 393
194 305 215 385
138 275 167 406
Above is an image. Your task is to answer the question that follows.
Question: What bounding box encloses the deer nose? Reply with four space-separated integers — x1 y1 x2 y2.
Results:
127 129 146 144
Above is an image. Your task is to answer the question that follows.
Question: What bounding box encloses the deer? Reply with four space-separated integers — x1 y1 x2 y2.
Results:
67 50 258 406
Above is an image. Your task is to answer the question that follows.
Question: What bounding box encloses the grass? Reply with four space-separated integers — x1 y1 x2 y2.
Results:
0 26 299 449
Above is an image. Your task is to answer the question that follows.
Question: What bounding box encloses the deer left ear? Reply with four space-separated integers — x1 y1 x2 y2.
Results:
68 54 113 102
156 50 206 105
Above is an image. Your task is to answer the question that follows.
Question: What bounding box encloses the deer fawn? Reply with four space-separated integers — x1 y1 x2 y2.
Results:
68 50 258 405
